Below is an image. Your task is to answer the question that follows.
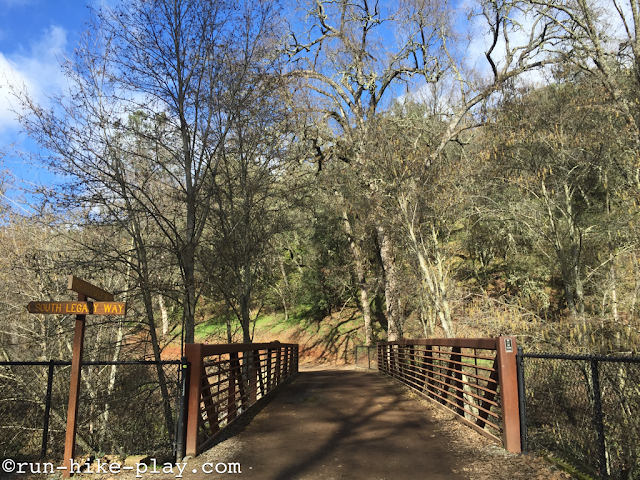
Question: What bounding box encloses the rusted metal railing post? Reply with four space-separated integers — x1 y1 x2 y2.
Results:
228 352 239 421
409 346 416 383
200 364 218 438
425 345 434 398
283 346 290 378
451 346 465 416
266 348 273 390
495 336 521 453
185 343 203 457
252 350 260 402
275 346 282 385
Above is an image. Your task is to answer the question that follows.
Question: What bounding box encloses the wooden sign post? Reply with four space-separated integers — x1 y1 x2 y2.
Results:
26 276 126 478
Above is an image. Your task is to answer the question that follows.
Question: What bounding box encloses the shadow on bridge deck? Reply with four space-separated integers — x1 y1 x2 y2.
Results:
183 366 469 480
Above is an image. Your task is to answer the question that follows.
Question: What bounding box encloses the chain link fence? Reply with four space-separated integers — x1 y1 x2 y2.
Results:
354 346 377 370
520 352 640 479
0 360 182 463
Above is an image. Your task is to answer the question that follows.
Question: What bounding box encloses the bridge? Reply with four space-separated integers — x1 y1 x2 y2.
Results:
164 337 523 479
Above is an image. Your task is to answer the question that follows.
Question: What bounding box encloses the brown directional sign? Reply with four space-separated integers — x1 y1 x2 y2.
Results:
27 302 91 315
67 275 114 301
26 301 127 316
93 302 127 316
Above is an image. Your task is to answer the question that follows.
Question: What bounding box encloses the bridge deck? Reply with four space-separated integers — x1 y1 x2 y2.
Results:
185 366 469 480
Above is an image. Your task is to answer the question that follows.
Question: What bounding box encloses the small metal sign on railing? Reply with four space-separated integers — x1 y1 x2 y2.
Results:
25 276 126 478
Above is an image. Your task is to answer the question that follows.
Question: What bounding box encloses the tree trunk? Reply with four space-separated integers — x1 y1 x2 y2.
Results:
99 319 125 447
400 197 454 338
240 294 252 344
142 288 176 439
183 250 197 344
240 256 253 343
158 294 169 336
631 252 640 318
342 208 373 345
377 224 403 341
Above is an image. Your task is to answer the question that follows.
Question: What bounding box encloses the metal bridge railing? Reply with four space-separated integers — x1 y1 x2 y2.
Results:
184 342 299 456
378 337 521 453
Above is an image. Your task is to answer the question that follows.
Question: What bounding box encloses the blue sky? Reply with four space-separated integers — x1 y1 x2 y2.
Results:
0 0 98 196
0 0 553 206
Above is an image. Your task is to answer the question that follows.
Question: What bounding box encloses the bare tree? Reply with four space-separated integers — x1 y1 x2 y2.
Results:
286 0 563 338
12 0 282 347
204 70 302 344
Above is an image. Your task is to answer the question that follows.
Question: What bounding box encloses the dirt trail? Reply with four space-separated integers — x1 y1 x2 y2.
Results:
68 366 572 480
186 366 469 480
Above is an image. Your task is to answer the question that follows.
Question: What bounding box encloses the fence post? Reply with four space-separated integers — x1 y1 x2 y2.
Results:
495 336 521 453
185 343 203 457
41 360 55 460
175 356 189 461
590 358 608 479
516 346 527 454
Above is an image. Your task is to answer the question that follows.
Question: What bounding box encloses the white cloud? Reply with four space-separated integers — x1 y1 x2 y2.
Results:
0 25 68 136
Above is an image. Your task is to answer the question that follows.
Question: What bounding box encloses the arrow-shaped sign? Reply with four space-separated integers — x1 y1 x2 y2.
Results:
26 301 127 316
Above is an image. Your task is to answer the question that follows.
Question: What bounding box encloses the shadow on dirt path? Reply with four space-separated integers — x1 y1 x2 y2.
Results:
184 367 469 480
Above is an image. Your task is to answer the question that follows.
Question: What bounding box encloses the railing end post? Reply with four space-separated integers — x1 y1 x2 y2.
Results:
185 344 202 457
496 336 521 453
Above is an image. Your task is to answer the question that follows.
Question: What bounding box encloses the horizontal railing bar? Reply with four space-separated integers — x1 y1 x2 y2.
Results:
398 370 500 415
410 366 499 396
401 352 495 372
414 388 504 445
407 352 496 373
418 366 498 392
200 342 296 357
203 359 228 368
395 373 502 430
203 366 231 379
401 348 496 362
199 373 294 419
379 338 498 350
407 371 500 410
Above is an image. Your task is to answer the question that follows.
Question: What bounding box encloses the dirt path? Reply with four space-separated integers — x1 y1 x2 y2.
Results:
51 366 573 480
186 366 469 480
